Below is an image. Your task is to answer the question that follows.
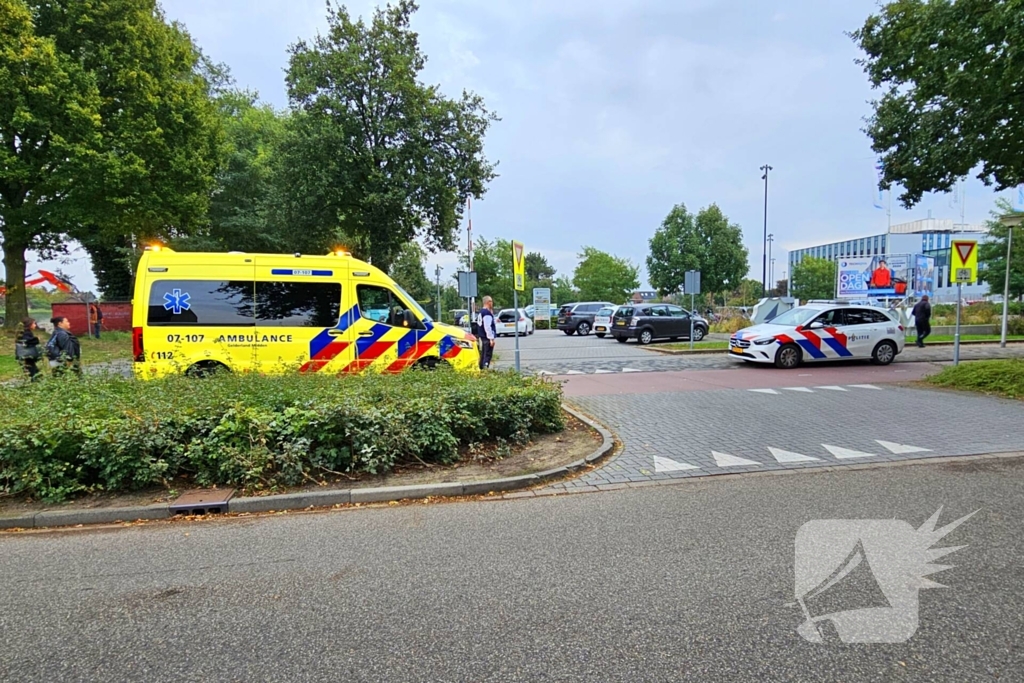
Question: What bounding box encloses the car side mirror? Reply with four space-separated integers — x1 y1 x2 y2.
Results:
403 309 423 329
809 321 825 329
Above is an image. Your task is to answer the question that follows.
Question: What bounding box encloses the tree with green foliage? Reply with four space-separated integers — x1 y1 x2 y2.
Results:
282 1 496 271
772 278 789 297
37 0 223 299
573 247 639 304
552 275 577 307
647 203 749 298
176 90 290 253
1 0 103 328
791 257 836 302
979 201 1024 302
851 0 1024 207
525 252 555 282
389 242 435 307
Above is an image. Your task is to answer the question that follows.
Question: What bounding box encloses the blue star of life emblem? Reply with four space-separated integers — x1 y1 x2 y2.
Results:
163 288 191 315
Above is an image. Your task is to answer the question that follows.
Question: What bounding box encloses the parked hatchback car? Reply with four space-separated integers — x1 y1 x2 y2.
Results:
496 308 534 336
557 302 616 336
592 306 618 338
610 304 708 344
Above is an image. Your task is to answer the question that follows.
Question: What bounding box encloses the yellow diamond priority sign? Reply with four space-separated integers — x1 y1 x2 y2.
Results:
950 239 978 284
512 240 525 291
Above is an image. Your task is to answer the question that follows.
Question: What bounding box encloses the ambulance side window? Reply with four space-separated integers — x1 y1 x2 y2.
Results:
147 280 254 326
256 282 341 327
357 285 402 326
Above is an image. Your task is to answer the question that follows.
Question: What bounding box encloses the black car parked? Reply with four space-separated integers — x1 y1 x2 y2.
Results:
610 304 708 344
556 301 615 336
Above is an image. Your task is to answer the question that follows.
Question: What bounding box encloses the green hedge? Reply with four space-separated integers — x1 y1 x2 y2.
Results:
0 371 564 502
925 359 1024 400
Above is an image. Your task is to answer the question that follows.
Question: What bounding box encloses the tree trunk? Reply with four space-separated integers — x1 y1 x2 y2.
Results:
1 234 30 330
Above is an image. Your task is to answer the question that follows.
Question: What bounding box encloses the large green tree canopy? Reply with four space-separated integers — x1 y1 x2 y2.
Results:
791 257 837 302
573 247 639 304
283 0 497 271
852 0 1024 207
647 203 748 296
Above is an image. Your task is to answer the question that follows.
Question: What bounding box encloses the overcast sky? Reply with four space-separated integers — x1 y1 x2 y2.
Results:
10 0 1020 294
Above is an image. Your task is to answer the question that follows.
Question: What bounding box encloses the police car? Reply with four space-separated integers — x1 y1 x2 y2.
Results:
728 302 905 369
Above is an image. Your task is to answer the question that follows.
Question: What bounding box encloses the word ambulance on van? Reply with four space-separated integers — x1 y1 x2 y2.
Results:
131 248 480 378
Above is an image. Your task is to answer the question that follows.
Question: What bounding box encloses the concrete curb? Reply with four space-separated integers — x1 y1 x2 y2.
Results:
1 404 615 530
639 346 728 356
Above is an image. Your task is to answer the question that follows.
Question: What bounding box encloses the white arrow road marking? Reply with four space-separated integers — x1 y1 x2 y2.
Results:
768 447 820 463
621 367 643 373
535 370 555 376
876 440 932 454
654 456 700 472
564 370 584 375
815 385 848 391
848 384 882 390
594 369 614 374
782 387 815 393
712 451 762 467
823 444 877 459
748 388 780 394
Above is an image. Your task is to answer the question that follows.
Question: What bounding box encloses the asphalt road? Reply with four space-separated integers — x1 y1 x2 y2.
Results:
2 458 1021 682
490 330 1024 375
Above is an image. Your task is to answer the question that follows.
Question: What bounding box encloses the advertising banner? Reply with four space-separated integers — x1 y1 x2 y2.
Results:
838 255 912 299
913 255 935 297
837 257 873 298
532 287 551 321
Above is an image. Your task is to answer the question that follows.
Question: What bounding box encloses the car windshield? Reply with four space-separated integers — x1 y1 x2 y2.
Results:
766 307 822 327
596 307 614 316
393 282 432 323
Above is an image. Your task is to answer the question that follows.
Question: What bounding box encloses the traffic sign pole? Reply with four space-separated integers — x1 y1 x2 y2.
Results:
954 283 962 366
513 289 520 373
690 292 695 351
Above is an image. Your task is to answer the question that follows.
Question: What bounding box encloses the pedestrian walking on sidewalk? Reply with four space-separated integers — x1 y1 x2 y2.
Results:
911 295 931 347
478 295 497 369
15 318 42 381
46 316 82 377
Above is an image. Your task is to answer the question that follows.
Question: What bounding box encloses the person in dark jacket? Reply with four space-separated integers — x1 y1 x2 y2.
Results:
15 317 42 380
47 316 82 376
911 295 932 347
478 295 497 369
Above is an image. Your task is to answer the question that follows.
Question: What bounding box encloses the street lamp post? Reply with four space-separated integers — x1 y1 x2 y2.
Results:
435 265 443 322
760 165 773 297
767 233 774 294
998 213 1023 347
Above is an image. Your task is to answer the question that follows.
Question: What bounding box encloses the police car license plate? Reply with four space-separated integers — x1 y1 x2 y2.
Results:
730 347 743 354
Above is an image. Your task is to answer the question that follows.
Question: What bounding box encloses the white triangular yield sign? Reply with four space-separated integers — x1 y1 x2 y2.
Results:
823 444 876 459
768 447 820 463
876 440 931 454
513 241 524 267
654 456 699 472
712 451 762 467
954 241 975 265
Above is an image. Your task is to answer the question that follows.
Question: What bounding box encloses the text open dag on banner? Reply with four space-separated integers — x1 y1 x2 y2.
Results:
950 239 978 284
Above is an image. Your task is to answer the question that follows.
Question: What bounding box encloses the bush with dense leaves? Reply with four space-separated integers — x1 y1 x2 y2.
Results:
925 359 1024 400
0 371 564 502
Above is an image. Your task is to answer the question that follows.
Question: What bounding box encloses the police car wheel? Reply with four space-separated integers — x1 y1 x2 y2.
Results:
774 343 802 369
872 340 897 366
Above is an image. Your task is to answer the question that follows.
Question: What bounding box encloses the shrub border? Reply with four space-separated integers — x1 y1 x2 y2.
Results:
0 404 614 530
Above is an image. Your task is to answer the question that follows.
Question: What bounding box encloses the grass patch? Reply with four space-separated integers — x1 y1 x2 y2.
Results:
0 370 564 502
924 360 1024 400
914 334 1024 343
0 330 131 381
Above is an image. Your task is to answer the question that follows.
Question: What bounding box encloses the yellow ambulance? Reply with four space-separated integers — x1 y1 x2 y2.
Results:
131 248 480 378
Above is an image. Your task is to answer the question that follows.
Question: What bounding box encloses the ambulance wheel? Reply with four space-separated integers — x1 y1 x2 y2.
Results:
185 361 229 378
774 343 802 369
414 357 449 371
871 340 897 366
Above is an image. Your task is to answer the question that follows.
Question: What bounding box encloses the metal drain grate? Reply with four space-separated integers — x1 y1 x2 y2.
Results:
169 488 235 516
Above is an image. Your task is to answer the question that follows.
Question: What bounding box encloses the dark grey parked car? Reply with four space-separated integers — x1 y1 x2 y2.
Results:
610 304 708 344
556 301 615 336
